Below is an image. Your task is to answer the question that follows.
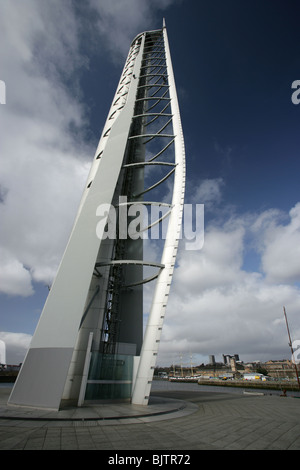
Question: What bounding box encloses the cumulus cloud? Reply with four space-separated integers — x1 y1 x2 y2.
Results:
157 203 300 366
0 0 180 299
0 0 181 364
0 249 33 297
88 0 176 60
189 177 224 208
0 332 32 364
259 203 300 283
0 0 93 296
1 1 300 370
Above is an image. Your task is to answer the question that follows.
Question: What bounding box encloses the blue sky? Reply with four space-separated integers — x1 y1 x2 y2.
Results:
1 0 300 367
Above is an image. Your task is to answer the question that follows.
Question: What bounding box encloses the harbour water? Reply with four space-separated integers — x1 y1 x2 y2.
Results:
151 378 300 398
2 377 300 398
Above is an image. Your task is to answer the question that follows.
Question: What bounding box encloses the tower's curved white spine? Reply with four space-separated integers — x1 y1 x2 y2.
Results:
131 23 186 405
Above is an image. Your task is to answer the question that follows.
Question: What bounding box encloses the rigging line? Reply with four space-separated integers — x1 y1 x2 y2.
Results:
139 73 168 79
148 137 175 162
142 117 173 145
123 272 161 289
147 96 171 113
133 167 176 198
96 260 165 269
147 64 167 75
117 201 173 208
128 133 175 139
137 83 169 90
158 100 172 114
149 86 169 100
133 112 172 117
151 74 168 86
122 161 175 168
139 208 172 234
144 113 170 127
135 97 170 103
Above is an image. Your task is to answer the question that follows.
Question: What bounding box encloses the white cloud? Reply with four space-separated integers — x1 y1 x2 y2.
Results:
0 332 32 364
174 225 245 293
1 0 299 371
157 203 300 366
0 1 92 296
0 0 182 363
0 0 179 298
0 248 33 297
259 203 300 283
88 0 176 60
190 178 224 208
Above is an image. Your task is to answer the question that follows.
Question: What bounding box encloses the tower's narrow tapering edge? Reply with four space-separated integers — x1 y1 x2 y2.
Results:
8 21 185 411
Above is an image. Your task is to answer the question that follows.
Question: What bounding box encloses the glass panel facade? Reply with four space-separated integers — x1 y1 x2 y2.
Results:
85 352 134 400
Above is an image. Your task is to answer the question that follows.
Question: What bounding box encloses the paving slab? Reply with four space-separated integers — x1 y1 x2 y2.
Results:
1 382 300 451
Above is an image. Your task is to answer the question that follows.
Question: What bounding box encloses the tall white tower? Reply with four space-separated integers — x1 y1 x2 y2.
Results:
8 21 185 411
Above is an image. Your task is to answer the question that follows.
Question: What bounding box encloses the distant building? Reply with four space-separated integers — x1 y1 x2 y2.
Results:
264 359 300 379
208 355 215 365
222 354 239 365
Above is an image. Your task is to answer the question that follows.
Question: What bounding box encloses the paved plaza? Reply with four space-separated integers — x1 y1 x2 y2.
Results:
1 382 300 451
